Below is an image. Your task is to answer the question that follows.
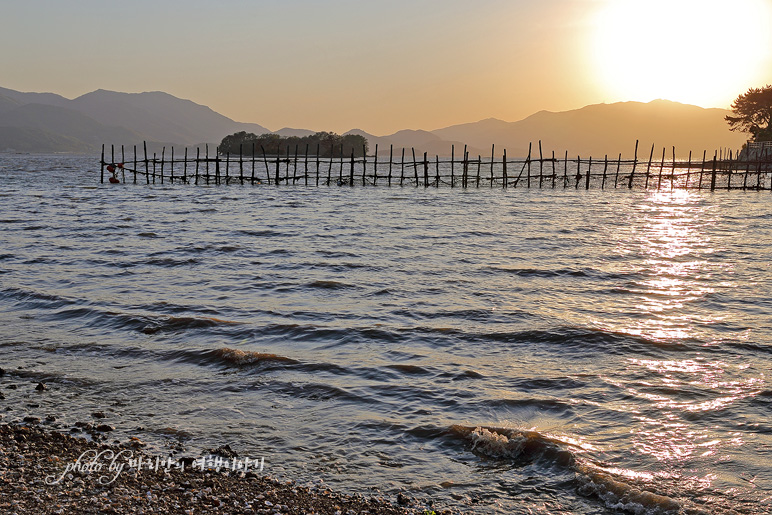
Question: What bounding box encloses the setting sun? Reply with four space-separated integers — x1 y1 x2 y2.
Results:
591 0 772 107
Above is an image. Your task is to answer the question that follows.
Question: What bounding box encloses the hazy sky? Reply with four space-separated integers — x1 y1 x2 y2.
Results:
3 0 771 135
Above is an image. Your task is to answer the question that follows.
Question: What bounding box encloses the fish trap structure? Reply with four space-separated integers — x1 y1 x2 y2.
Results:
100 140 772 191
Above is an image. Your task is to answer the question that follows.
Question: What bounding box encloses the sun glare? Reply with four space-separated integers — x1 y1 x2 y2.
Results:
591 0 772 107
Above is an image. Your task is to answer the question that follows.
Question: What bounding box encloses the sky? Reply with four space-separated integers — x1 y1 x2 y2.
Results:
2 0 772 135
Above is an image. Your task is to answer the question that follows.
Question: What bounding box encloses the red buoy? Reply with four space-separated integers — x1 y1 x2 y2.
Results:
109 176 120 184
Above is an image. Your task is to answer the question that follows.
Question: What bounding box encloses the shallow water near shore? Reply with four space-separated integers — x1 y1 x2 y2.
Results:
1 153 771 514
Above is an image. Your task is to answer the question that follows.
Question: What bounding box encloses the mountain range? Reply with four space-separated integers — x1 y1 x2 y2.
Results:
0 86 747 158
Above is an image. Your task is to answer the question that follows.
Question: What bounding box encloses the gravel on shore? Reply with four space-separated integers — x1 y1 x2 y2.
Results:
0 423 454 515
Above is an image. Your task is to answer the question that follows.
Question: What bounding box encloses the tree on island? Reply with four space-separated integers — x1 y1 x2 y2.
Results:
219 131 368 157
725 85 772 142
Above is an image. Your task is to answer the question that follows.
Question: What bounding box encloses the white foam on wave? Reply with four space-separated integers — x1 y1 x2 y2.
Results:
456 425 683 515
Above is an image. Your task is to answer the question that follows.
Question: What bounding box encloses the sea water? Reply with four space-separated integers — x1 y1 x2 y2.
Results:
1 154 770 514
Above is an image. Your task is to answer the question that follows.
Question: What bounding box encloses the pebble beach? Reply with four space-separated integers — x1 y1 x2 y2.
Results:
0 371 452 515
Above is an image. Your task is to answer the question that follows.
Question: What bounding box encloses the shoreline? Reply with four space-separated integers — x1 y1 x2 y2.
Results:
1 424 443 514
0 370 457 515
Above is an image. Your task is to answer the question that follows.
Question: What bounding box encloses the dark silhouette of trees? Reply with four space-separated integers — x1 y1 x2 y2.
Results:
219 131 368 157
726 85 772 142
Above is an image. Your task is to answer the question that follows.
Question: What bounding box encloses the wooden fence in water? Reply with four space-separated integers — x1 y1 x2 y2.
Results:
100 140 772 191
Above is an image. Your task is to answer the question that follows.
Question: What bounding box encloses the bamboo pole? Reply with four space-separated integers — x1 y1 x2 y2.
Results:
121 145 126 183
710 152 718 191
224 151 229 185
502 149 507 188
601 155 608 189
195 147 200 185
657 147 665 190
698 150 706 189
423 152 429 188
476 155 481 187
575 156 581 189
304 144 309 186
100 144 105 183
339 144 344 184
527 143 532 188
551 151 556 189
614 153 621 188
292 145 298 184
462 145 468 188
315 144 320 186
450 145 455 187
628 140 639 189
563 151 568 188
671 146 676 190
538 140 544 188
327 143 333 185
644 143 655 189
260 145 270 185
435 154 440 187
362 144 367 186
400 147 408 185
489 144 495 188
133 145 138 183
251 143 256 184
743 148 750 190
388 144 393 186
412 148 419 187
239 144 244 185
373 144 378 186
585 157 592 190
349 149 355 186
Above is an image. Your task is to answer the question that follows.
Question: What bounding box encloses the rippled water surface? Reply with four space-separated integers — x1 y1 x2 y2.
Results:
1 154 771 514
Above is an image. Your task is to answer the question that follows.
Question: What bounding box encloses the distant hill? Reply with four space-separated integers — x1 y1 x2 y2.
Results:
0 85 746 158
433 100 747 158
0 86 269 153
